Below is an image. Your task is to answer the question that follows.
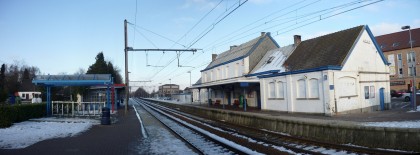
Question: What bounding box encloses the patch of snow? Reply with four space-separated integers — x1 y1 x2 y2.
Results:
132 103 148 138
0 118 98 149
360 120 420 128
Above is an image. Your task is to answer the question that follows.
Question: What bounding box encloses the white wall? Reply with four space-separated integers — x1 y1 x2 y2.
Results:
259 29 391 115
202 58 247 83
261 71 327 114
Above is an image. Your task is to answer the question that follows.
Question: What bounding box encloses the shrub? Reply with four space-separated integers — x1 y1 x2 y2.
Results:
0 103 46 128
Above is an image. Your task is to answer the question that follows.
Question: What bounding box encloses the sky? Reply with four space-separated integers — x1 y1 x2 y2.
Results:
1 0 420 93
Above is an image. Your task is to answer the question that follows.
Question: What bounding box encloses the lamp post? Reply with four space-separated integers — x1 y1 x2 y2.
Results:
158 83 162 99
402 25 416 110
187 71 191 87
169 79 171 97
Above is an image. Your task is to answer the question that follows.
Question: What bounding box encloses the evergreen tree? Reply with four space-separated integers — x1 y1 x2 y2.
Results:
0 64 6 102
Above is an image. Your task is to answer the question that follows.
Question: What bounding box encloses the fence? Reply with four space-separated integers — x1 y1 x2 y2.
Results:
51 101 106 117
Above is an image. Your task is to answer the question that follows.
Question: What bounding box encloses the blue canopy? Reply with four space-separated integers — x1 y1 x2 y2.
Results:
33 74 112 86
32 74 114 116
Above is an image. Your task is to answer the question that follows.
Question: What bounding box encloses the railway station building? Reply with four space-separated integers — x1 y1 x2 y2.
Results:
192 25 391 116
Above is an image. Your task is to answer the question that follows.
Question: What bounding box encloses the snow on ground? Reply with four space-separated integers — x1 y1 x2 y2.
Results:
407 105 420 113
361 120 420 128
361 105 420 128
0 118 99 149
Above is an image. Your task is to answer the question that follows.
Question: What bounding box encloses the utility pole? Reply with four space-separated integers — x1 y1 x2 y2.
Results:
124 19 199 105
124 19 129 115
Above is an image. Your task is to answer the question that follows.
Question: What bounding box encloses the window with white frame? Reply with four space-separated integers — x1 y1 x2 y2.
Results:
203 73 206 82
370 86 375 98
225 66 229 79
277 81 284 98
297 79 306 98
217 68 220 80
309 78 319 98
408 52 416 63
220 68 224 79
235 63 239 77
364 86 369 99
269 82 275 98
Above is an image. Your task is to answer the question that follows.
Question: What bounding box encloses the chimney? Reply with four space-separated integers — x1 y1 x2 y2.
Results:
212 54 217 62
261 32 266 36
230 45 237 50
294 35 301 46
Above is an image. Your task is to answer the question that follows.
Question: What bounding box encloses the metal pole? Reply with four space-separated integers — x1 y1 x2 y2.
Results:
409 28 416 110
188 71 191 87
124 19 129 114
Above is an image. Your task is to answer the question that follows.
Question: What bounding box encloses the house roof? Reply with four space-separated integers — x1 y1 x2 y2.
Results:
375 27 420 52
284 25 364 71
202 32 279 72
249 44 296 75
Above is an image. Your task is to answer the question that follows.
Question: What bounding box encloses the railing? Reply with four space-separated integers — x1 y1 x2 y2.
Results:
51 101 106 117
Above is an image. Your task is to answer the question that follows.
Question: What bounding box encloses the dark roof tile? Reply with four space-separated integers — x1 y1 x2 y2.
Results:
375 27 420 52
284 25 364 71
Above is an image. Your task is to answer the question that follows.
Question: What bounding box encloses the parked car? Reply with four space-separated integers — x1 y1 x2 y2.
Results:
401 90 420 102
390 90 403 98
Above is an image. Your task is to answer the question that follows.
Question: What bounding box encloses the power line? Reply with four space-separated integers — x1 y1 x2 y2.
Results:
158 0 382 86
143 0 248 82
273 0 384 36
202 0 377 53
128 23 188 48
170 0 225 48
187 0 248 48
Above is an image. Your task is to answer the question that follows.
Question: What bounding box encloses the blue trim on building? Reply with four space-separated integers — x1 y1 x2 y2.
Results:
245 33 267 57
365 25 389 66
245 70 280 77
267 32 280 48
258 65 342 78
201 56 245 72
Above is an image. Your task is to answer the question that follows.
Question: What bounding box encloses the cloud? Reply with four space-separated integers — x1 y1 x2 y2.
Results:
370 22 401 36
180 0 219 11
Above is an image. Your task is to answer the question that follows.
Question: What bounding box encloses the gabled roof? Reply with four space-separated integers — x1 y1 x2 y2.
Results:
284 25 364 71
248 44 296 76
375 27 420 52
201 32 279 72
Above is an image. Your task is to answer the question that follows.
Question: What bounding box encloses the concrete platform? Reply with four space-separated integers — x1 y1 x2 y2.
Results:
147 98 420 152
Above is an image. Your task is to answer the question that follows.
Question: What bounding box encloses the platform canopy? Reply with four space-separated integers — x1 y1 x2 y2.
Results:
33 74 113 86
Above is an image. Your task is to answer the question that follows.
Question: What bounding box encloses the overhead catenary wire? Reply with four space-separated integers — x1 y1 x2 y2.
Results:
177 0 317 66
156 0 383 88
140 0 248 82
170 0 225 49
129 0 383 90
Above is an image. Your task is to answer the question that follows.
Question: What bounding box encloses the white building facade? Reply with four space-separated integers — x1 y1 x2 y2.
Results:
258 25 390 115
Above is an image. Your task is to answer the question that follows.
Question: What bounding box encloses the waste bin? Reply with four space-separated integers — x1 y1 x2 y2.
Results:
101 107 111 125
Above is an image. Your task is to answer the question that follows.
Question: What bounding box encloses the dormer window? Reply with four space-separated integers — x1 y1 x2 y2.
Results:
267 56 275 64
380 44 385 49
392 42 400 47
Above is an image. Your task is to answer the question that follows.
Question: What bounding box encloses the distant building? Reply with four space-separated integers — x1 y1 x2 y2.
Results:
376 27 420 92
159 84 180 97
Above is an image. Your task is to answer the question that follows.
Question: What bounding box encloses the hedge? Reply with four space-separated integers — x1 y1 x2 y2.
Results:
0 103 46 128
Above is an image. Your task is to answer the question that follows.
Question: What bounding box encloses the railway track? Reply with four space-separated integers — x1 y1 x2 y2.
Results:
133 98 254 154
137 98 413 155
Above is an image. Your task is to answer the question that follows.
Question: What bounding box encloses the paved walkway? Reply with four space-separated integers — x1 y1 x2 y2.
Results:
0 107 142 155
